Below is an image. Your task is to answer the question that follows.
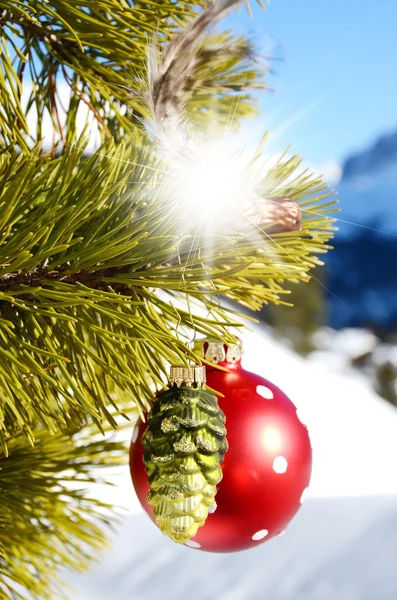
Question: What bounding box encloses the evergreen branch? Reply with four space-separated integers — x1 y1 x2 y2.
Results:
0 0 263 149
0 417 131 600
0 136 336 443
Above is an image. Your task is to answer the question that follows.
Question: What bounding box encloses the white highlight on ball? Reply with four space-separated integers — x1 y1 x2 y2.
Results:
252 529 269 541
256 385 274 400
262 427 282 452
131 424 139 443
185 540 201 549
273 456 288 474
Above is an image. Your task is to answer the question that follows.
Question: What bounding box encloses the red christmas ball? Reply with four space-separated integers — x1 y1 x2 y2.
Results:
129 341 312 553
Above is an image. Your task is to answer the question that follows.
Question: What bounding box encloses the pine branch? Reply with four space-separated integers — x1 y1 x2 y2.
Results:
0 0 263 150
0 266 135 294
0 135 336 447
0 415 131 600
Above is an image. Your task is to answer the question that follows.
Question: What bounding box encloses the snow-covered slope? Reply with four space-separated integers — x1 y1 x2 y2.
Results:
67 496 397 600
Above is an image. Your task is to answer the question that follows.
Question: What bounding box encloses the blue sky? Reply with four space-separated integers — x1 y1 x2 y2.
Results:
226 0 397 167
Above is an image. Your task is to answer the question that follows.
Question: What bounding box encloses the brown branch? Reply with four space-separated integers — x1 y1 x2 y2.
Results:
61 66 112 138
17 50 29 101
0 267 133 297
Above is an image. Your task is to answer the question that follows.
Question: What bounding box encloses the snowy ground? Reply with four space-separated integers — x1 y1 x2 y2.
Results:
67 323 397 599
68 496 397 600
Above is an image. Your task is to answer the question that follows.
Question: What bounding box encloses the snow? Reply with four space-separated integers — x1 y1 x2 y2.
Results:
316 328 379 358
67 496 397 600
373 343 397 368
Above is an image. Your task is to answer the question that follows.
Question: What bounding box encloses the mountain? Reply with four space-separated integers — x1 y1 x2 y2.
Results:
325 230 397 329
323 128 397 328
335 126 397 237
343 128 397 181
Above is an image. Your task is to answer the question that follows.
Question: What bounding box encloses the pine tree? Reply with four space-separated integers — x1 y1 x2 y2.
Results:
0 1 337 597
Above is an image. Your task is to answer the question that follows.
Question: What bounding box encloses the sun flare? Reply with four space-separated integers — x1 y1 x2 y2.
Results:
170 142 258 229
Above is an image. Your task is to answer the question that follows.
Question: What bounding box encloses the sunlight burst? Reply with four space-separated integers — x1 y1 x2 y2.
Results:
178 145 251 222
167 140 263 233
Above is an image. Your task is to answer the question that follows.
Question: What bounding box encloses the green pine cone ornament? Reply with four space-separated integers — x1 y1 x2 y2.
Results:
142 366 227 543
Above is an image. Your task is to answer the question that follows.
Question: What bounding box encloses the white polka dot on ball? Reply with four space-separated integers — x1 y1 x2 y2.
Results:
185 540 201 549
252 529 268 541
131 424 139 444
278 529 287 537
256 385 274 400
273 456 288 474
300 487 309 504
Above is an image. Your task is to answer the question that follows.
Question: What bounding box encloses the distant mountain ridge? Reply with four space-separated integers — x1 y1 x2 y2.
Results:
342 127 397 180
323 125 397 328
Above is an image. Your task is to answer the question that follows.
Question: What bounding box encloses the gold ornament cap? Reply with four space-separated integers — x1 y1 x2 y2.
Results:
193 338 243 365
169 364 206 387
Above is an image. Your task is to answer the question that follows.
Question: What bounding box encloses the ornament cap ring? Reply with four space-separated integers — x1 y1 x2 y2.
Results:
193 337 243 364
169 364 206 387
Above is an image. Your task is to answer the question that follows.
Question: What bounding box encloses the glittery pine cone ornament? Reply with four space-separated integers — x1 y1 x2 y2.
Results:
141 364 228 543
